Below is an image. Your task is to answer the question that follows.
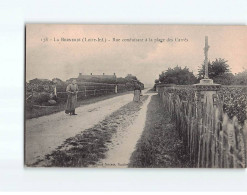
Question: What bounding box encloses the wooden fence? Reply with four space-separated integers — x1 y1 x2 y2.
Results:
56 83 126 99
159 86 247 168
26 82 128 103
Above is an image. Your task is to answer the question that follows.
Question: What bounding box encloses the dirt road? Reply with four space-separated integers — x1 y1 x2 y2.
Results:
25 93 135 165
26 89 190 168
96 94 153 168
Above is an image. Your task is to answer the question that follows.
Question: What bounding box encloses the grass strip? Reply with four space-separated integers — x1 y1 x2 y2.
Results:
129 95 192 168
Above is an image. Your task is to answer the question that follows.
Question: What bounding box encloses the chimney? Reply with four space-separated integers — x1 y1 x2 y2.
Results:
103 73 105 75
114 73 116 76
79 73 82 77
91 73 92 75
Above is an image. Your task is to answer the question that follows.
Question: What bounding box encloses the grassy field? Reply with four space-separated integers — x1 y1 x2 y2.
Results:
25 91 132 119
129 94 192 168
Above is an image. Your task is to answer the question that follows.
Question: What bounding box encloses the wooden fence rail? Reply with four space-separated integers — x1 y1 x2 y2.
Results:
26 82 128 102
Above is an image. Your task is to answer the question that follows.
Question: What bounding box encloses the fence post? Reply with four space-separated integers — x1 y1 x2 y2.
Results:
243 121 247 168
54 85 57 97
31 87 34 103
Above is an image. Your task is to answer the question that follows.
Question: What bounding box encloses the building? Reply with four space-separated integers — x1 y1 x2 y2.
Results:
71 73 117 84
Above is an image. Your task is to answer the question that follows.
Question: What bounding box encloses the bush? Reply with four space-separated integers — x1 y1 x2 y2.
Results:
33 92 50 105
159 66 197 85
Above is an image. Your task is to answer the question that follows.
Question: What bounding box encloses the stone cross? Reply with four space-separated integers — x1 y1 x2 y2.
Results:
204 36 210 79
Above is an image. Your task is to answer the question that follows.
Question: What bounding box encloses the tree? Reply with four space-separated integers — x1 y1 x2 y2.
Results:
125 74 138 81
154 79 159 84
198 58 233 84
213 73 234 85
52 78 64 85
159 66 197 85
153 79 160 91
233 70 247 85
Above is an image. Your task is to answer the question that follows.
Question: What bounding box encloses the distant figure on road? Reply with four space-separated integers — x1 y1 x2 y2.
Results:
133 80 141 102
65 79 79 115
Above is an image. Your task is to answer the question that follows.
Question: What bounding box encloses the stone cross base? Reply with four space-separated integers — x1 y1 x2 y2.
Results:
199 78 213 85
194 79 221 91
194 79 221 108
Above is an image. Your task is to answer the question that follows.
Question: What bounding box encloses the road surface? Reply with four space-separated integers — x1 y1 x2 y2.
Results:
95 94 153 168
25 92 136 165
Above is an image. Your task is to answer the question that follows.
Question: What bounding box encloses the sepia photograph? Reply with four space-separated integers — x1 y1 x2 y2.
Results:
25 24 247 168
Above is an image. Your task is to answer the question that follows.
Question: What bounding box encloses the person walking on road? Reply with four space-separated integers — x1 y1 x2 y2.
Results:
133 80 141 102
65 79 79 115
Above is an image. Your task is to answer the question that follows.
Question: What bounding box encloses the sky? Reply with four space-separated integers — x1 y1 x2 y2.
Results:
26 24 247 86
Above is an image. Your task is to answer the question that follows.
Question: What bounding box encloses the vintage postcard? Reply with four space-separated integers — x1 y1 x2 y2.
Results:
25 24 247 168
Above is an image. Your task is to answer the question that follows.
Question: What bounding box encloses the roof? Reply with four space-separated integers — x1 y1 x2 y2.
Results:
78 75 116 79
77 73 117 83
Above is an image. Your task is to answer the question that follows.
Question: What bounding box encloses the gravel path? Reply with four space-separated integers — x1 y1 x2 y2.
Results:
95 93 153 168
30 93 149 167
26 89 190 168
25 93 134 165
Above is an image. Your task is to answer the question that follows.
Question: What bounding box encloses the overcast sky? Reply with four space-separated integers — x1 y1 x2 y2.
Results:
26 24 247 86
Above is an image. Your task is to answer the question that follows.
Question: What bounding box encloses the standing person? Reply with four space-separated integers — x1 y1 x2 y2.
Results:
65 79 79 115
133 80 141 102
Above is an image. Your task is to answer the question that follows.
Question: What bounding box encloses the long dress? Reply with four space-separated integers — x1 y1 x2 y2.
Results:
65 83 79 114
133 84 141 102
